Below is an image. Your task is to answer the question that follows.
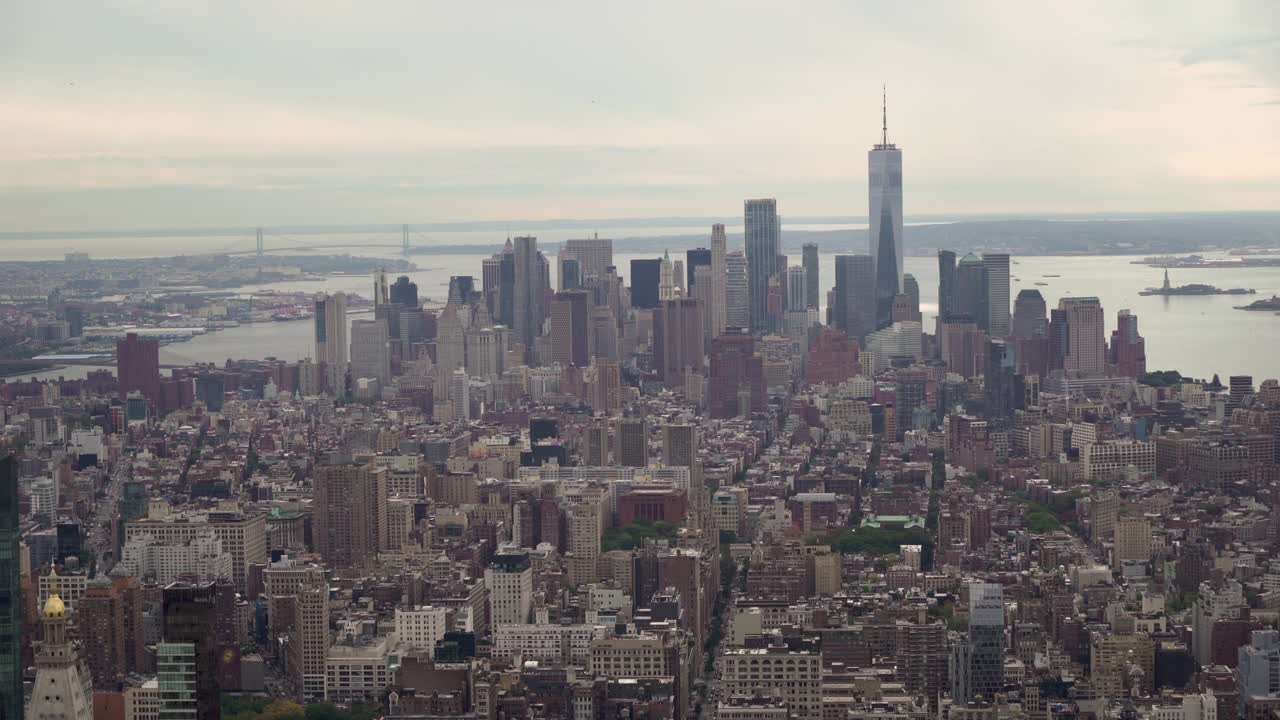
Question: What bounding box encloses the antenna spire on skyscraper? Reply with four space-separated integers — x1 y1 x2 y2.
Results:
882 84 888 146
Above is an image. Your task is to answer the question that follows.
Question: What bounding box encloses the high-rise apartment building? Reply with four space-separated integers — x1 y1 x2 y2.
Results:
833 255 875 341
0 457 19 720
614 418 648 467
349 319 391 385
314 292 349 394
653 298 702 387
80 576 147 689
710 224 729 337
952 582 1004 703
486 552 533 627
117 332 161 407
725 251 749 330
708 332 766 419
289 580 329 702
314 459 388 569
662 423 698 469
983 253 1011 337
937 250 957 323
1110 309 1146 379
870 98 904 331
1059 297 1106 374
802 243 820 311
745 198 781 332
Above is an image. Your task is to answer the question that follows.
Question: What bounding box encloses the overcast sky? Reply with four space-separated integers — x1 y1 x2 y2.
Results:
2 1 1278 231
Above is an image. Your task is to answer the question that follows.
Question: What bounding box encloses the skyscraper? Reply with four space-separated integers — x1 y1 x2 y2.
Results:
561 235 613 281
80 576 146 689
161 582 230 720
373 269 389 307
512 236 549 360
983 253 1011 337
0 457 19 720
1012 289 1047 338
486 552 533 628
629 258 661 309
802 243 820 311
786 266 807 311
549 290 590 367
725 251 749 331
117 332 161 407
483 240 516 327
952 582 1004 703
557 256 581 291
870 93 904 331
1110 309 1146 379
433 304 465 401
833 255 875 341
614 418 648 468
686 247 711 293
349 319 391 385
744 198 780 332
653 298 703 388
1059 297 1106 374
1048 308 1069 371
314 292 349 394
314 459 388 569
389 275 418 307
708 331 766 419
710 224 729 338
658 250 676 301
937 250 957 323
903 274 921 320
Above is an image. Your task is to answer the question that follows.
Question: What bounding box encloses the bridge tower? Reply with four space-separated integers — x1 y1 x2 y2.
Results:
402 224 410 256
256 228 264 262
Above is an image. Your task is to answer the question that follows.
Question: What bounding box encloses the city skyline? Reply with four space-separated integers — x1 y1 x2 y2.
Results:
2 2 1279 231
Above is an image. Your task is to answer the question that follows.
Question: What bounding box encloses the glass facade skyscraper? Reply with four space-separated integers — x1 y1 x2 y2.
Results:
0 456 20 720
869 98 903 331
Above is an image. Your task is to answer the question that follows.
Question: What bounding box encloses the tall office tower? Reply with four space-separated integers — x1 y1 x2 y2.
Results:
673 259 685 294
937 250 958 322
614 418 648 467
693 265 714 349
390 275 418 307
117 332 161 406
465 325 508 378
1012 289 1048 338
629 258 662 309
561 235 614 280
786 266 807 311
940 318 987 378
433 304 465 400
0 457 20 720
566 501 602 586
894 367 930 439
483 240 517 327
549 290 590 367
481 256 502 317
1059 297 1106 373
28 576 93 720
833 255 875 341
686 248 711 293
449 368 470 420
903 273 920 317
658 251 676 301
708 332 766 419
512 236 548 360
870 94 904 330
162 582 231 720
585 423 610 465
373 269 389 307
1237 630 1280 719
985 338 1017 424
314 292 349 394
288 579 329 701
954 253 987 329
802 243 820 310
314 459 388 569
653 298 703 388
1110 310 1146 379
486 552 533 627
710 224 729 337
349 319 391 385
591 360 622 415
1048 308 1069 371
1229 375 1254 409
745 198 781 332
80 576 146 689
448 275 478 305
589 306 618 362
725 251 749 330
983 253 1011 337
557 255 581 291
952 582 1004 703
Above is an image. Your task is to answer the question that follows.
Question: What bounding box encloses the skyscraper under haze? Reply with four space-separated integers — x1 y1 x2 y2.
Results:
349 319 391 385
937 250 957 323
389 275 418 307
833 255 875 341
561 236 613 281
117 332 161 407
725 251 749 330
0 457 20 720
686 248 711 293
983 253 1011 337
1012 289 1047 338
314 293 349 394
744 198 780 332
710 224 729 338
786 266 808 311
1059 297 1106 374
630 258 661 310
549 290 590 367
1110 309 1146 379
870 94 904 331
955 254 987 329
653 298 702 388
802 243 820 311
512 236 549 359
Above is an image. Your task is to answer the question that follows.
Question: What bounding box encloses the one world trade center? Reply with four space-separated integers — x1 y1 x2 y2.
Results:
869 90 903 330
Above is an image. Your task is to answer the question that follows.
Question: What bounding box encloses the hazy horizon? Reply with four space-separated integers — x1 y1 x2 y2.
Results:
3 1 1279 231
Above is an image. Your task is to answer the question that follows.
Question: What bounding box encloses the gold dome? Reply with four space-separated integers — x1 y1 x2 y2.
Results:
43 594 66 619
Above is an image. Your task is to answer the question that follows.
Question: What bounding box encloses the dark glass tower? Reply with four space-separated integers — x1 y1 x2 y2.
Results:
629 258 661 309
0 456 21 720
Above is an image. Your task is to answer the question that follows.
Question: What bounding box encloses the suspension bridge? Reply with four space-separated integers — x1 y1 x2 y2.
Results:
208 224 430 258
